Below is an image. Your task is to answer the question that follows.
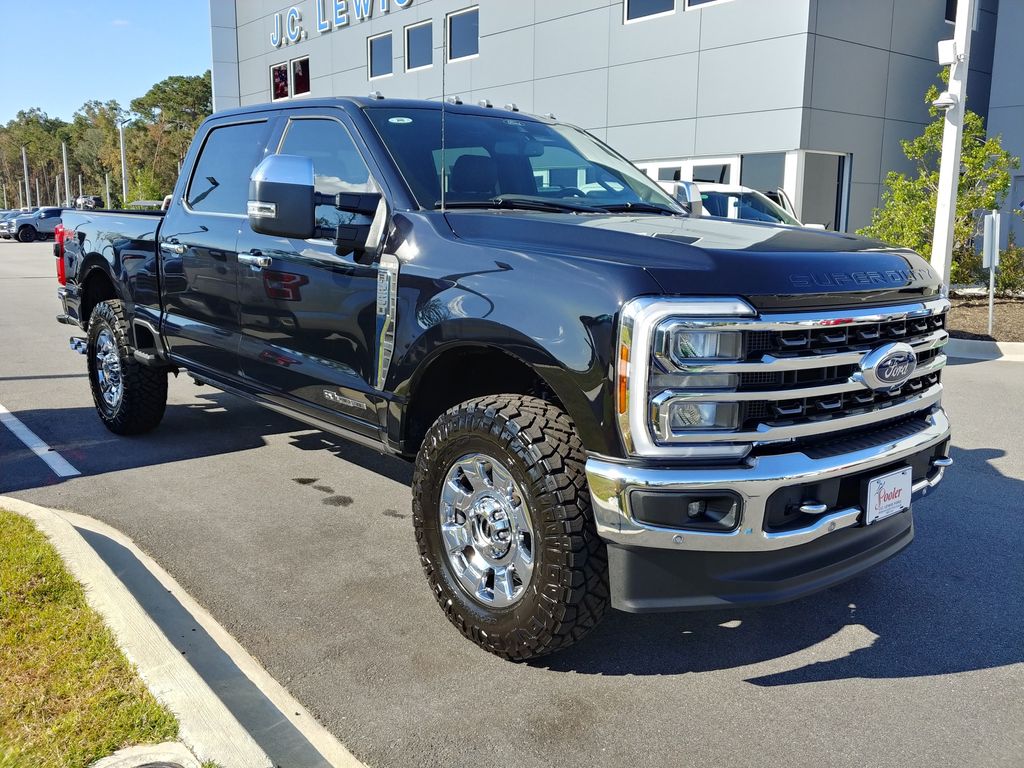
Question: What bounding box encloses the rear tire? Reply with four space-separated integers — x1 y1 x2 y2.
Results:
413 395 609 660
87 300 168 435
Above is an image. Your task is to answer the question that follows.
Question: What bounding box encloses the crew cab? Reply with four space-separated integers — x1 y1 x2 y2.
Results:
8 206 63 242
55 98 952 660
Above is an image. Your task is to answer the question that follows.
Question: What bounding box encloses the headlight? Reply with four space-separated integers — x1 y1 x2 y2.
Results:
656 326 743 365
617 297 754 458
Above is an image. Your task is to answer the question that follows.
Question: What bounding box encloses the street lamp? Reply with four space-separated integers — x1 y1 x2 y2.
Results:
117 118 134 208
931 0 977 284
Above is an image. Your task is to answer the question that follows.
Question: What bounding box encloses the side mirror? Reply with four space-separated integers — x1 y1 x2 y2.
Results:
673 181 703 218
248 154 315 239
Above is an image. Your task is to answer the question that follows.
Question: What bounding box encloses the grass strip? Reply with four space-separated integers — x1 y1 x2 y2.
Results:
0 509 178 768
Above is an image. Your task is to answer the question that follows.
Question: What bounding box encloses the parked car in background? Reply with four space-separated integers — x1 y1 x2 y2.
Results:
0 208 38 240
6 207 64 242
75 195 104 210
675 182 827 229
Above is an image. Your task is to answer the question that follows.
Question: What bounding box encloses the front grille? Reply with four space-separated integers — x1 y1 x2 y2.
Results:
649 298 949 448
739 370 941 430
746 313 945 356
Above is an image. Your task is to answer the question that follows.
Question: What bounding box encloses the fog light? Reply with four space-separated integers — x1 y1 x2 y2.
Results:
631 491 741 532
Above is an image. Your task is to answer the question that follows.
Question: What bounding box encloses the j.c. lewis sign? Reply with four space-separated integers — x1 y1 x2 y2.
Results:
272 0 415 47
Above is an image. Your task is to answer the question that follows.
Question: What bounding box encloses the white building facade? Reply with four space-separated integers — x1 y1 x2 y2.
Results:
211 0 1016 233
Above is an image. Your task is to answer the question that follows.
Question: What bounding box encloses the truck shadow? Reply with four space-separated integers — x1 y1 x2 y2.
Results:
0 392 304 493
537 445 1024 683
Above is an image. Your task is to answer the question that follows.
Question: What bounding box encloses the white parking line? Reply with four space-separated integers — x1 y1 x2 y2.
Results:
0 402 80 478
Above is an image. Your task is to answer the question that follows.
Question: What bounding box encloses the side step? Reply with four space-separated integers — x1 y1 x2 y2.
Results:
69 337 87 355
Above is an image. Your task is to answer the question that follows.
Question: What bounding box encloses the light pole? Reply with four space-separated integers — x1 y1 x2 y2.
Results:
21 147 30 208
62 141 71 206
931 0 977 285
117 118 133 207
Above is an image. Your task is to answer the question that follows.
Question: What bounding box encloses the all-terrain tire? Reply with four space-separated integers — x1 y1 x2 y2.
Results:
87 300 168 435
17 225 37 243
413 395 609 660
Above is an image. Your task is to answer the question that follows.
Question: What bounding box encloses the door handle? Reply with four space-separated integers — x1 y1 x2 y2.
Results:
160 241 186 255
238 251 272 270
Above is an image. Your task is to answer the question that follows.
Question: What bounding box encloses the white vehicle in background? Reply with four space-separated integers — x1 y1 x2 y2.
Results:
670 181 826 229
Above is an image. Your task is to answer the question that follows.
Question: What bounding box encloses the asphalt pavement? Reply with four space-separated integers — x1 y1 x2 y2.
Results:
1 241 1021 768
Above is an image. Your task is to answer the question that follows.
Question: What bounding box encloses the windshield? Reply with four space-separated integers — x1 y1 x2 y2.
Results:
701 190 800 226
366 107 682 213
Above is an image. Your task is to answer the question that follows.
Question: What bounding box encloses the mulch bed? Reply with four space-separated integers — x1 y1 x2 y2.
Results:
948 295 1024 342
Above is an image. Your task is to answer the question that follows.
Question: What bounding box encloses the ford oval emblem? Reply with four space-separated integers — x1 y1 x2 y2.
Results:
855 342 918 392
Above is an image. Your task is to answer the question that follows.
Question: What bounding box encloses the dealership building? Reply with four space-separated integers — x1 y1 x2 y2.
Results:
210 0 1023 234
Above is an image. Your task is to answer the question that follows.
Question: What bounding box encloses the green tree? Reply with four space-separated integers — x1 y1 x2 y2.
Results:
860 71 1022 284
129 71 212 197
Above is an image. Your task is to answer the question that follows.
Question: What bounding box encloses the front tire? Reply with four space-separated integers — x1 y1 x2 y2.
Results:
17 225 37 243
413 395 609 660
87 300 168 434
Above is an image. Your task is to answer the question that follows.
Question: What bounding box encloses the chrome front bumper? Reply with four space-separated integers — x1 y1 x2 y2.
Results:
586 408 951 553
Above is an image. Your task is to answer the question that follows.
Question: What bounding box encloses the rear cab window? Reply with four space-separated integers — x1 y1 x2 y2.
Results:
186 120 271 214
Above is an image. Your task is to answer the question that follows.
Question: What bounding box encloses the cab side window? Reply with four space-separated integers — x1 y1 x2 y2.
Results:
278 118 374 236
186 121 270 214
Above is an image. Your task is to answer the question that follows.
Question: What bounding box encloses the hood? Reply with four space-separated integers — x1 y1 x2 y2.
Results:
443 211 941 310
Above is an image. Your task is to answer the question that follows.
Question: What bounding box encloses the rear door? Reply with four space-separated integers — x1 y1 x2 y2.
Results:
158 116 275 379
235 110 385 437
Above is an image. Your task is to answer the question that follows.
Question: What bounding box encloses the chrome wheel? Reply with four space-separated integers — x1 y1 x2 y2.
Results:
439 452 535 608
94 328 123 409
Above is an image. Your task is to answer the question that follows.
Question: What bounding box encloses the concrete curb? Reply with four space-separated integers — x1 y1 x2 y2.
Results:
90 742 200 768
0 495 367 768
1 496 272 768
946 337 1024 362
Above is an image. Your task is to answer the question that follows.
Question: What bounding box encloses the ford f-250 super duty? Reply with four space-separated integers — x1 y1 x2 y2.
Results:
55 98 952 660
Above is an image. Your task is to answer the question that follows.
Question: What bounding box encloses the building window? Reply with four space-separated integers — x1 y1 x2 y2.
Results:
292 57 310 96
271 62 289 101
945 0 957 23
692 163 730 184
657 167 681 182
368 32 393 79
447 7 479 62
406 20 432 72
625 0 674 22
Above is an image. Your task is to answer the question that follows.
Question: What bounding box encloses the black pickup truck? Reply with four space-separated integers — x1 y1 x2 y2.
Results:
55 98 952 660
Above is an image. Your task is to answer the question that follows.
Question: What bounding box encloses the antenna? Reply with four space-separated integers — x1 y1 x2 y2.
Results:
440 30 447 212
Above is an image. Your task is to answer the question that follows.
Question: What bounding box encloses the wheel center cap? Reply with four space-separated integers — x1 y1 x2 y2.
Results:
471 497 513 558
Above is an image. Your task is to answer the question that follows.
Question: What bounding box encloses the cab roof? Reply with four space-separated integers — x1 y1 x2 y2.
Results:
211 96 549 123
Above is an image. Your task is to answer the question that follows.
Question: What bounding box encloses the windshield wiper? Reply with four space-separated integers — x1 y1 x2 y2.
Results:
438 196 606 214
601 202 681 216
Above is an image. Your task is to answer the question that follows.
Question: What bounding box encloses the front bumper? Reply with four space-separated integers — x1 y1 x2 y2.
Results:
586 408 950 611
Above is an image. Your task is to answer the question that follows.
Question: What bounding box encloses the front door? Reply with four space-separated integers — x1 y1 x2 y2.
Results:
235 113 385 437
159 118 274 379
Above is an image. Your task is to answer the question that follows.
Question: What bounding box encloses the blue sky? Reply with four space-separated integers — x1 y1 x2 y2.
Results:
0 0 212 124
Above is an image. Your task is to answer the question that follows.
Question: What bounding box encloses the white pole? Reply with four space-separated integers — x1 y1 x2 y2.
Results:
931 0 977 284
119 121 129 206
2 183 6 208
21 148 30 207
78 174 83 198
62 142 71 206
105 173 111 209
35 178 40 208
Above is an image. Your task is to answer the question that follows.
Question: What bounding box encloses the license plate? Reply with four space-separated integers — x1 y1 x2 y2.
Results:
865 467 912 525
